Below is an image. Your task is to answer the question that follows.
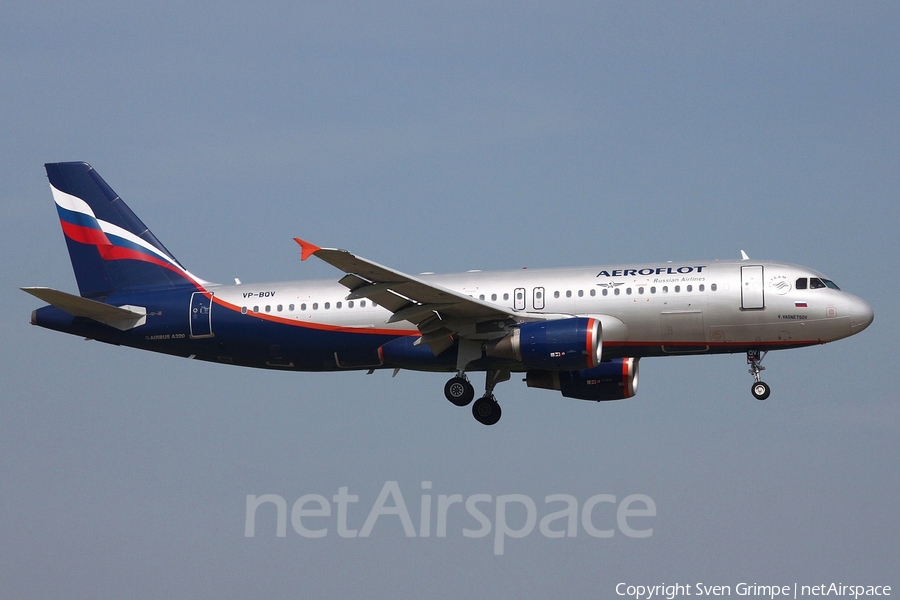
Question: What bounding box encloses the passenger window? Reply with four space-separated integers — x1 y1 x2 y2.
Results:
348 301 354 308
566 291 572 298
686 285 692 292
711 284 717 291
301 303 307 311
241 306 248 314
578 290 583 297
674 286 680 293
361 301 366 307
253 306 259 312
590 289 596 297
602 289 608 296
277 305 283 312
336 302 342 309
289 304 295 311
699 285 704 292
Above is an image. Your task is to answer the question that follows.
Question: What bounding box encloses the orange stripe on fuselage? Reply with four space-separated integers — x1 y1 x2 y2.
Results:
211 296 418 337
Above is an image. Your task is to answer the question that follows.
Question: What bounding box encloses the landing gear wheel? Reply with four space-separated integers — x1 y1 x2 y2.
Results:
751 381 771 401
472 395 502 426
444 376 475 407
747 350 770 401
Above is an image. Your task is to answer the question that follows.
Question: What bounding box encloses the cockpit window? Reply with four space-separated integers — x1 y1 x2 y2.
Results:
797 277 840 291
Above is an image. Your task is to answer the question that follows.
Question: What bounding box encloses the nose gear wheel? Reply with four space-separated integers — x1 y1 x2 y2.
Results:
747 350 770 400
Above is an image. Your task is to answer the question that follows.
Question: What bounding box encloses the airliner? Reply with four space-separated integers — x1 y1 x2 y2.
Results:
23 162 874 425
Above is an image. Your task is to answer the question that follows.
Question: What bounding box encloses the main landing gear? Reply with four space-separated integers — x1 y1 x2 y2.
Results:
747 350 771 400
443 370 509 425
443 376 475 407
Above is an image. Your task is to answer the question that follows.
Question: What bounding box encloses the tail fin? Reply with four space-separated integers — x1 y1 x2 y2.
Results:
45 162 203 298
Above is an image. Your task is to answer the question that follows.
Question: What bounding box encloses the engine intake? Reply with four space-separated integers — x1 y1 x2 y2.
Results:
526 358 639 401
486 317 601 371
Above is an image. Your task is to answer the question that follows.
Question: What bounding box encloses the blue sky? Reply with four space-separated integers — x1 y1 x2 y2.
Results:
2 3 898 598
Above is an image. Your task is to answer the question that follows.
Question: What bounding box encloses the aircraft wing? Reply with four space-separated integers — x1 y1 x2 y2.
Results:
294 238 525 354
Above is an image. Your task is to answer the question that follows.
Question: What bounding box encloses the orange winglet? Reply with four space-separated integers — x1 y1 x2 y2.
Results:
293 238 321 261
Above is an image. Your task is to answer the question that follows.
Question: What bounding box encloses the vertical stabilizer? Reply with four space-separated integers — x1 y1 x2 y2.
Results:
45 162 201 298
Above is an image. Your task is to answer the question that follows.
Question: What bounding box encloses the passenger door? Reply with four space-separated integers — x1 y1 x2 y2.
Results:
189 292 214 338
741 265 765 310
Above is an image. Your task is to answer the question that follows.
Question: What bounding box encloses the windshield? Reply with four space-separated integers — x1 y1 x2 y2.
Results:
796 277 840 291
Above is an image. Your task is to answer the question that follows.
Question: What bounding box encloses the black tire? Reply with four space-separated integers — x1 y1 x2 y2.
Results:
444 377 475 406
472 396 501 426
751 381 771 401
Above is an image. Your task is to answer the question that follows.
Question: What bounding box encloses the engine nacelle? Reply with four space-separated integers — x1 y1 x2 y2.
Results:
486 317 601 371
526 358 639 401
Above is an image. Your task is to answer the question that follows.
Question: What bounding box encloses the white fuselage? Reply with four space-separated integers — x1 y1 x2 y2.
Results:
210 259 872 358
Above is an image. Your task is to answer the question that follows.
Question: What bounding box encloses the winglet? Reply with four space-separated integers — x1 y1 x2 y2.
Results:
294 238 322 261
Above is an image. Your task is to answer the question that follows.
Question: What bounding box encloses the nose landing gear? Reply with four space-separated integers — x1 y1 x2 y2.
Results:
747 350 770 400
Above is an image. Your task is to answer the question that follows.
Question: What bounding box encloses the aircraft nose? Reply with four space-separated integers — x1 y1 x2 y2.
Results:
848 295 874 332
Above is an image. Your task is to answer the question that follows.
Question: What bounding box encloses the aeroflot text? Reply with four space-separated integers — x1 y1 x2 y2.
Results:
597 266 706 277
244 481 655 555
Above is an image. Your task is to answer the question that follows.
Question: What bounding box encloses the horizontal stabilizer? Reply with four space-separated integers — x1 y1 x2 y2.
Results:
22 287 146 331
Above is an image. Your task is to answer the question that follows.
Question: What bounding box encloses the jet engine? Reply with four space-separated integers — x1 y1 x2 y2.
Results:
486 317 601 371
526 358 639 401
